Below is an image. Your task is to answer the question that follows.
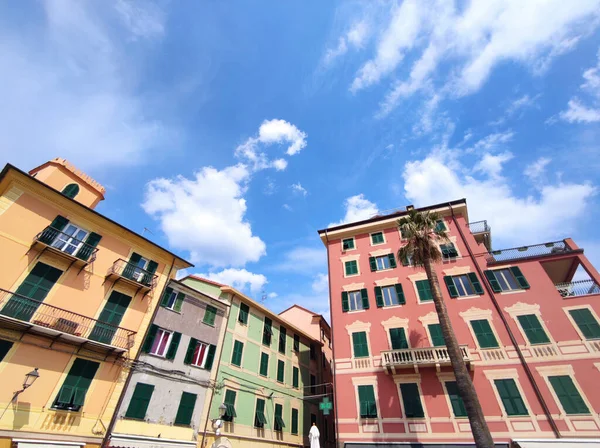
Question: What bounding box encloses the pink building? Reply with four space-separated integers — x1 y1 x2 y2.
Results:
319 199 600 448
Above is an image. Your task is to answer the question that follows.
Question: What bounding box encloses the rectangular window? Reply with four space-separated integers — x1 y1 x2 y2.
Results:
352 331 369 358
223 389 237 422
279 326 287 354
203 305 217 326
291 408 299 434
435 219 446 232
342 289 369 312
53 358 100 411
428 323 445 347
517 314 550 344
174 392 197 426
231 340 244 367
416 280 433 302
277 359 285 383
382 285 402 306
274 403 285 431
357 385 377 418
292 366 299 388
548 375 589 415
238 302 250 324
50 223 89 257
440 243 458 259
470 319 499 348
160 288 184 312
125 382 154 419
259 352 269 377
484 267 530 292
183 338 216 369
389 327 408 349
293 334 300 351
89 291 132 345
149 328 173 357
371 232 384 245
0 340 13 362
345 260 359 276
569 308 600 339
494 379 528 416
400 383 425 418
255 398 267 428
310 343 316 360
263 317 273 346
342 238 355 250
445 381 467 417
448 274 483 297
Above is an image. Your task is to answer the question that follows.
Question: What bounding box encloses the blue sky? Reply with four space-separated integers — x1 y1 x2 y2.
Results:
1 1 600 319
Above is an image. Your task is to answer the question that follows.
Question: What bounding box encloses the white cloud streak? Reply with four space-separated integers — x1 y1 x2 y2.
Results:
291 183 308 196
324 20 370 65
329 194 379 227
197 268 267 294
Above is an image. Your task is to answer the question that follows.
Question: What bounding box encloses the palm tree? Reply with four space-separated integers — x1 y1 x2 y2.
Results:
398 210 494 448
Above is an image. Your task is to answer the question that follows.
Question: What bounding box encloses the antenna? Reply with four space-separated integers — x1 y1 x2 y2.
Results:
260 289 267 303
142 227 154 236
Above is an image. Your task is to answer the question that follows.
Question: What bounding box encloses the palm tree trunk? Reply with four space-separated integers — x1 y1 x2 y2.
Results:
423 257 494 448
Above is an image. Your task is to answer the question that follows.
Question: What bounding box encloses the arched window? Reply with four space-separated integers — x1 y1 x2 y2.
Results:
62 183 80 199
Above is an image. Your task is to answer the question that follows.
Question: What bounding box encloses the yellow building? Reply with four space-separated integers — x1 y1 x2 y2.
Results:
0 159 192 448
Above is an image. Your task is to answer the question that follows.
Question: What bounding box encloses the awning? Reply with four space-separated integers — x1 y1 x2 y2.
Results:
345 444 509 448
109 434 196 448
14 439 86 448
514 440 600 448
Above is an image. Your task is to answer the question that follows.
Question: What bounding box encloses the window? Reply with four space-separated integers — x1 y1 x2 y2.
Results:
160 287 184 312
279 326 287 354
121 252 158 286
352 331 369 358
440 243 458 259
341 289 369 312
375 284 405 307
291 408 299 434
263 317 273 346
435 219 446 232
51 223 89 257
223 389 237 422
174 392 197 426
342 238 355 250
61 183 80 199
357 385 377 418
260 353 269 376
310 374 316 395
444 273 483 298
293 334 300 351
494 379 528 416
517 314 550 344
345 260 359 276
569 308 600 339
149 328 173 357
183 339 216 369
416 280 433 302
470 319 499 348
203 305 217 326
428 323 445 347
445 381 467 417
231 340 244 367
309 343 316 360
277 360 285 383
400 383 425 418
53 358 100 411
292 366 299 388
89 291 132 345
389 327 408 349
548 375 589 415
38 216 101 262
371 232 384 245
484 267 530 292
125 382 154 419
0 340 13 362
370 254 397 271
238 302 250 324
274 403 285 431
254 398 267 428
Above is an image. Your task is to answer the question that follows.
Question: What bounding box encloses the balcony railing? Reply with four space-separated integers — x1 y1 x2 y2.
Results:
555 279 600 298
0 288 135 350
487 240 576 264
106 259 157 290
381 345 471 371
34 226 98 263
468 220 490 234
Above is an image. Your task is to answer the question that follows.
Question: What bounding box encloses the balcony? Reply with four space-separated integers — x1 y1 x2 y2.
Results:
468 220 492 250
0 288 135 352
104 259 157 297
29 226 99 273
381 345 471 374
555 279 600 298
486 240 580 265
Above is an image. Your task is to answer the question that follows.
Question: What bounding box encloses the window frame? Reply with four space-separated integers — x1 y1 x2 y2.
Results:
427 323 445 347
342 237 356 251
516 314 551 345
238 302 249 325
370 231 385 246
398 382 426 419
149 328 174 358
203 305 217 326
470 319 500 349
351 331 370 358
416 279 434 303
276 359 285 383
381 285 399 307
50 222 90 257
451 274 478 297
163 290 178 310
375 255 391 271
190 340 212 368
443 381 467 418
564 306 600 341
439 242 459 260
174 391 197 426
231 340 244 367
344 260 359 277
547 374 590 415
347 290 364 312
494 378 529 417
357 384 378 419
259 352 269 377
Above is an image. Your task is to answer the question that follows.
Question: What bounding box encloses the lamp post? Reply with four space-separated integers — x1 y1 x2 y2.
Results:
0 368 40 420
212 403 228 436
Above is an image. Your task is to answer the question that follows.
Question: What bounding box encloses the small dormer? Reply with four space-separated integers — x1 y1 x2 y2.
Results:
28 158 106 209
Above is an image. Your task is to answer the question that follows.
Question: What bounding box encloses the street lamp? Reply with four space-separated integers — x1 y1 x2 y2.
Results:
212 403 228 436
218 403 227 417
22 368 39 390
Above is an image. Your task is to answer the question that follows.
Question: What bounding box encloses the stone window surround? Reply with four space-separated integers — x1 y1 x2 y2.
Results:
346 320 372 360
459 307 504 351
369 230 387 247
535 365 595 418
483 368 536 422
351 376 382 432
504 302 555 347
393 373 429 421
341 236 357 252
381 316 411 350
487 265 527 295
341 253 361 279
418 311 440 346
562 305 600 342
436 372 468 421
408 272 432 305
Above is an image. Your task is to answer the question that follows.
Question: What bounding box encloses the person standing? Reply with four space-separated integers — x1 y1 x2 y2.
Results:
308 422 320 448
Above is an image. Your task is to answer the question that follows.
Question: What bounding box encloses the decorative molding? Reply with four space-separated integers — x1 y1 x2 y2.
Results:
340 253 361 263
0 186 24 216
381 316 409 330
369 248 392 257
374 277 399 287
342 282 365 292
504 302 541 317
535 364 574 376
346 320 372 336
351 376 378 386
408 272 428 282
442 266 471 276
459 307 493 321
483 368 520 381
418 311 439 326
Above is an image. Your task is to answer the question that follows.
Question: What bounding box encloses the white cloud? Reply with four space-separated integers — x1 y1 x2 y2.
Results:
291 183 308 197
276 247 326 274
312 273 329 294
198 268 267 294
267 292 278 299
558 47 600 123
560 99 600 123
115 0 165 39
272 159 288 171
507 94 541 116
473 151 514 178
329 194 379 227
324 20 370 65
524 157 552 183
467 131 515 152
283 203 293 211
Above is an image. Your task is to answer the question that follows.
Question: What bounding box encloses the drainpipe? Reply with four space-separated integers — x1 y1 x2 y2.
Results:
101 256 178 448
450 205 561 439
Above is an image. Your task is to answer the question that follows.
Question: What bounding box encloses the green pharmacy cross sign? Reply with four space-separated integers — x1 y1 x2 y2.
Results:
319 397 333 415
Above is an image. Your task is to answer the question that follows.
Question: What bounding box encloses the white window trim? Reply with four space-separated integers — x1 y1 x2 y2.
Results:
437 236 461 261
409 272 433 304
487 266 524 294
374 277 399 287
150 328 173 358
459 307 503 351
51 222 90 257
535 365 594 417
436 372 468 420
346 321 372 359
419 311 439 346
164 290 179 311
504 302 555 347
369 231 387 246
380 284 401 307
347 289 365 312
343 259 361 278
483 369 536 421
449 274 480 300
393 374 429 421
562 305 600 341
341 237 357 252
381 316 410 350
352 377 381 424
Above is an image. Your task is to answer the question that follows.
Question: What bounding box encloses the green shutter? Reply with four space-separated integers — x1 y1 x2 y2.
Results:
341 292 349 312
277 360 285 382
389 328 408 349
291 408 299 434
517 314 550 344
346 260 358 276
223 389 237 421
231 340 244 367
274 403 285 430
77 232 102 261
388 253 397 268
39 215 69 244
255 399 267 427
445 381 467 417
184 338 197 365
263 318 272 346
203 305 217 326
174 392 197 425
374 287 384 308
548 375 589 415
62 183 80 199
141 260 158 286
293 334 300 351
509 266 530 289
401 253 410 266
238 302 249 324
54 358 99 410
435 220 446 232
484 270 502 292
570 309 600 339
395 283 406 304
122 252 142 279
400 383 424 418
444 276 459 298
204 344 216 370
357 385 377 418
142 324 159 353
260 352 269 376
166 332 181 360
428 323 445 347
160 287 173 307
0 340 13 362
494 379 528 416
292 366 299 388
173 292 185 312
125 383 154 419
360 288 369 309
467 273 484 295
89 291 132 344
352 332 369 357
369 257 377 272
279 326 287 354
416 280 433 302
471 319 499 348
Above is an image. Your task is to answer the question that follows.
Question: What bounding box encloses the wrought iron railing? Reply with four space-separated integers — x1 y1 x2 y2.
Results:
0 288 135 350
35 226 98 263
108 259 157 288
468 220 490 234
486 240 575 264
555 279 600 298
381 345 470 367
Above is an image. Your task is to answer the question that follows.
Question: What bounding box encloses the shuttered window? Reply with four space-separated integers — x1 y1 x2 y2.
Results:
435 219 446 232
0 340 13 362
375 284 405 307
371 232 384 245
89 291 132 345
53 358 100 411
345 260 359 276
389 328 408 349
352 332 369 358
569 308 600 339
203 305 217 326
494 379 528 416
182 338 216 370
274 403 285 431
470 319 499 348
342 289 368 312
160 288 184 312
416 280 433 302
223 389 237 422
260 352 269 377
291 408 299 434
293 334 300 351
238 302 250 324
292 366 299 388
357 385 377 418
370 254 397 271
428 323 445 347
484 267 529 292
61 183 80 199
231 340 244 367
174 392 197 426
125 382 154 419
400 383 425 418
445 381 467 417
263 317 273 346
440 243 458 259
446 273 484 297
548 375 589 415
254 399 267 427
342 238 355 250
277 360 285 383
279 326 287 354
517 314 550 344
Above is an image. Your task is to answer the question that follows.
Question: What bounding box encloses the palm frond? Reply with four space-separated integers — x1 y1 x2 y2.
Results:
396 210 448 267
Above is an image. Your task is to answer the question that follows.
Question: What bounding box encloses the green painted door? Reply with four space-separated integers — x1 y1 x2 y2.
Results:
89 291 132 344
